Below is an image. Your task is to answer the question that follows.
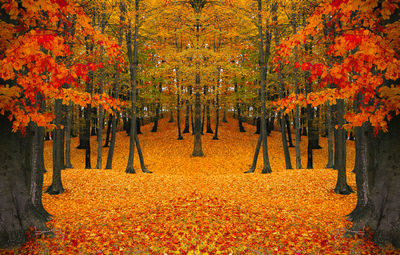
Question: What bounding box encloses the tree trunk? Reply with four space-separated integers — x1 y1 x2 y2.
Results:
105 113 119 169
151 92 160 132
326 102 334 168
134 133 151 173
125 10 139 174
104 113 112 147
206 102 213 133
65 102 73 168
191 105 194 134
333 99 353 195
30 124 52 221
349 114 400 248
183 104 190 133
201 104 205 135
0 115 51 248
255 117 261 134
192 74 204 157
347 123 370 221
294 84 302 169
258 0 271 173
136 117 142 135
285 114 294 147
212 89 219 140
169 109 174 123
96 95 103 169
46 99 65 194
244 134 262 173
177 90 183 140
105 0 124 169
222 109 227 123
84 98 91 169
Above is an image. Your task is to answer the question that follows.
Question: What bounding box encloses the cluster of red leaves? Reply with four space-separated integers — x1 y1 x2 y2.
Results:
2 118 399 254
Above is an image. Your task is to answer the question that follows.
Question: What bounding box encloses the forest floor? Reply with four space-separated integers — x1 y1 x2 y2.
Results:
3 117 400 254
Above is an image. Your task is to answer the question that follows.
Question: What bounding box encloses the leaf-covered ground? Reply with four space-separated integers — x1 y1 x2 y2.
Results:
3 118 400 254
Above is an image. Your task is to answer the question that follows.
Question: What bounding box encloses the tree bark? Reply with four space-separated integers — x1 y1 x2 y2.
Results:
212 84 220 140
0 115 51 248
326 102 334 168
192 74 204 157
104 113 112 147
65 102 73 168
46 99 65 194
349 114 400 248
333 99 353 195
244 134 262 173
105 0 124 170
285 114 294 147
177 88 183 140
258 0 272 173
183 103 190 133
125 8 140 174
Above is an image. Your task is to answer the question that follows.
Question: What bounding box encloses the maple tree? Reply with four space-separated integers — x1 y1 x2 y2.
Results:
275 0 400 247
0 0 122 247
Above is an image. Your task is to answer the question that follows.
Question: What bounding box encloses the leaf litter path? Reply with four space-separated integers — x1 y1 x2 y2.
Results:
4 118 399 254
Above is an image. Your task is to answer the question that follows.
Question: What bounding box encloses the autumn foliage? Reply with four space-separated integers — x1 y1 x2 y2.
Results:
274 0 400 131
0 119 397 254
0 0 123 132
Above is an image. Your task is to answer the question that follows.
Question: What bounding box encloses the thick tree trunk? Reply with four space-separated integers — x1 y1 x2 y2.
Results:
333 99 353 195
30 124 52 221
0 115 51 248
46 99 65 195
347 123 370 221
136 117 142 135
349 115 400 248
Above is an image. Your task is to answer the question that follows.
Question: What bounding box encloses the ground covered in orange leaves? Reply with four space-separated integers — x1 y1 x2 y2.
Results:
3 117 400 254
